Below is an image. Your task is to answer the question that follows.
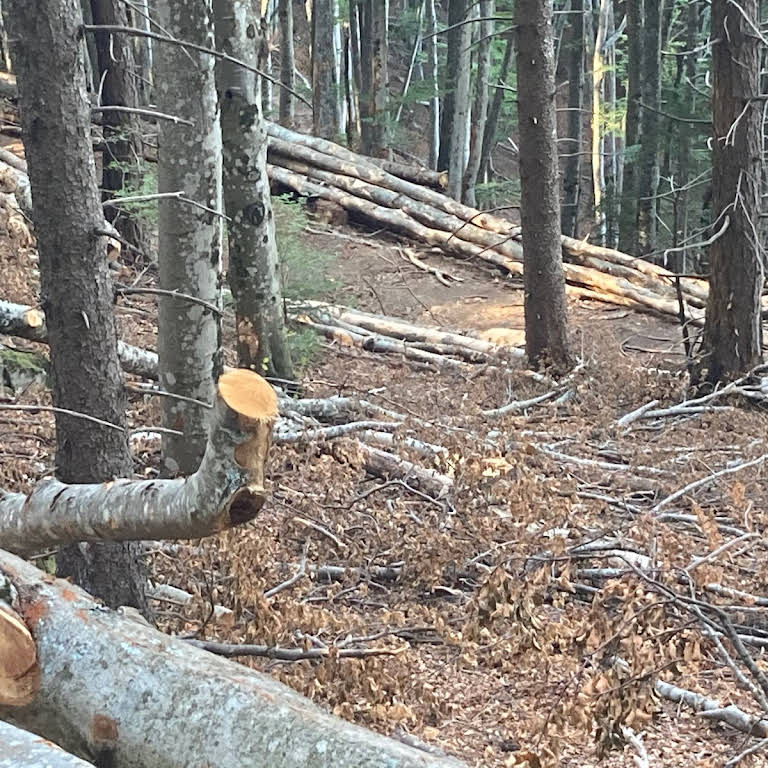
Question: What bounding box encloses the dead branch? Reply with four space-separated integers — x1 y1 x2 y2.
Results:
185 639 402 660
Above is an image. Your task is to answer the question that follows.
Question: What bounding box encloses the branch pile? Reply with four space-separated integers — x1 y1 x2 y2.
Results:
265 122 720 324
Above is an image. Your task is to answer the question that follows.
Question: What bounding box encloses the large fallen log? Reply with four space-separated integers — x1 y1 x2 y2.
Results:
0 300 159 379
0 721 95 768
0 551 463 768
0 369 277 554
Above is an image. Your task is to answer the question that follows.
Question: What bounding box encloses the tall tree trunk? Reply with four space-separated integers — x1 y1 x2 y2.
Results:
278 0 295 126
559 0 583 237
425 0 440 169
359 0 389 156
437 0 466 171
635 0 663 254
479 30 514 182
130 0 153 105
90 0 147 256
447 3 471 200
344 22 361 148
462 0 492 206
214 0 294 381
154 0 223 475
697 0 762 384
577 0 595 232
618 0 642 253
312 0 340 139
6 0 148 613
591 0 609 242
258 15 273 118
515 0 573 371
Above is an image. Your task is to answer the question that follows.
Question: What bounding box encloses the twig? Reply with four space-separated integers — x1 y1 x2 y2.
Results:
115 285 223 316
264 548 308 598
185 639 402 660
91 105 194 125
0 403 124 431
620 727 649 768
724 737 768 767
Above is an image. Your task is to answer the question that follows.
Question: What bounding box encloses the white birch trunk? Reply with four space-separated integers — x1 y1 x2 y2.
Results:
154 0 223 475
0 551 465 768
425 0 439 169
0 370 277 554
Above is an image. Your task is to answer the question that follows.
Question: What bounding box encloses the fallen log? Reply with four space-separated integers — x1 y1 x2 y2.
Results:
0 300 159 379
0 551 463 768
0 369 277 554
0 721 94 768
0 601 39 707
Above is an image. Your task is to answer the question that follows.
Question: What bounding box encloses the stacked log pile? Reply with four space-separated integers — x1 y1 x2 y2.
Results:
264 122 741 326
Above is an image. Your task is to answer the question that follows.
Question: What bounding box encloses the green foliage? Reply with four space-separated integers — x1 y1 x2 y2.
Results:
474 178 520 210
108 161 158 226
286 326 321 371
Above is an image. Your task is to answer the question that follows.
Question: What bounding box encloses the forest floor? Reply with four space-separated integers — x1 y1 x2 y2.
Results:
3 199 768 767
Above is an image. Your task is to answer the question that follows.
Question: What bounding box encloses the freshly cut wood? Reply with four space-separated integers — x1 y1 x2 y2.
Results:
0 721 95 768
0 369 278 553
269 153 524 261
0 550 464 768
0 601 39 707
0 299 159 379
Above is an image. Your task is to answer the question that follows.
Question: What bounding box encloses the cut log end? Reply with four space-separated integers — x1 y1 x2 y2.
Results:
218 368 278 423
0 603 40 706
23 308 44 329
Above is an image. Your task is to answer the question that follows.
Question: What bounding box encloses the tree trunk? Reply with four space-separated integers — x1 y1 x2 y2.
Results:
312 0 340 139
462 0 492 206
5 0 148 614
591 0 609 241
154 0 223 475
618 0 642 253
0 551 465 768
89 0 147 256
343 22 361 148
130 0 153 106
0 370 277 554
425 0 440 169
437 0 466 171
697 0 763 383
515 0 573 371
447 4 471 200
278 0 295 126
635 0 662 254
0 722 94 768
359 0 389 156
479 31 514 182
258 15 273 118
214 0 294 380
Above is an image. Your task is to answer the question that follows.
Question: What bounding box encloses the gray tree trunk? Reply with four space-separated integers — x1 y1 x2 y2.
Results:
5 0 148 613
214 0 294 380
697 0 763 384
154 0 223 475
437 0 466 171
359 0 389 156
479 30 513 182
447 4 471 200
312 0 340 139
278 0 295 126
462 0 493 206
515 0 573 371
425 0 439 169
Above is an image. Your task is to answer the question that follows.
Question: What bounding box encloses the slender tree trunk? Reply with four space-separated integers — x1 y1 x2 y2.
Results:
6 0 148 613
515 0 572 371
344 22 361 148
577 0 595 231
697 0 762 383
479 31 513 182
131 0 153 105
635 0 663 254
559 0 583 237
214 0 294 381
90 0 147 255
447 4 471 199
359 0 389 156
462 0 492 206
258 15 273 118
618 0 642 252
332 0 347 133
425 0 440 169
312 0 340 139
278 0 295 126
154 0 223 475
437 0 466 171
591 0 609 241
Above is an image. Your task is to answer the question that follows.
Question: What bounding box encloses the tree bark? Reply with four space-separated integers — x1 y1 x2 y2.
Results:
0 370 277 554
479 31 514 183
437 0 467 171
214 0 294 381
0 551 465 768
462 0 492 206
515 0 573 371
154 0 223 475
359 0 389 156
697 0 763 383
0 722 94 768
5 0 149 614
278 0 295 126
89 0 147 255
446 2 471 200
635 0 662 254
311 0 340 138
425 0 440 169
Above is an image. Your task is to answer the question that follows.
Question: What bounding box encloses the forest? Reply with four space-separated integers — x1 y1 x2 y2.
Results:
0 0 767 766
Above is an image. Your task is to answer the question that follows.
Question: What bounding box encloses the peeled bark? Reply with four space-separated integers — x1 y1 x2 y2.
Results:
515 0 572 370
154 0 223 475
311 0 340 139
697 0 763 383
0 721 94 768
278 0 295 126
6 0 148 614
214 0 294 380
0 551 464 768
0 370 277 555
